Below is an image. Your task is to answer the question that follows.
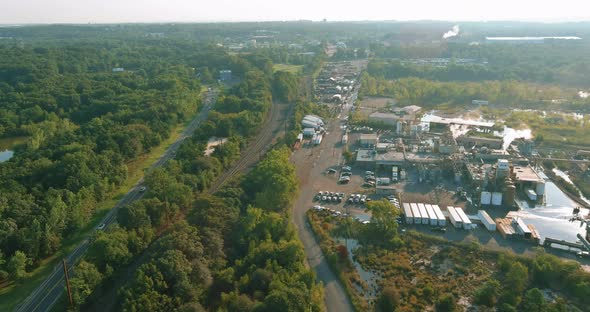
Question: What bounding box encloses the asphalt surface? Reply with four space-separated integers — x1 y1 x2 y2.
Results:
291 90 359 312
14 89 218 312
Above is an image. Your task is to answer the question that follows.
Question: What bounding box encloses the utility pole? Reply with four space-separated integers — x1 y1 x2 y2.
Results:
63 259 73 307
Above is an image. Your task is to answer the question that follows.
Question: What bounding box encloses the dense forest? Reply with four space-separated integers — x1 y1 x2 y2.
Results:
0 38 290 285
0 27 323 311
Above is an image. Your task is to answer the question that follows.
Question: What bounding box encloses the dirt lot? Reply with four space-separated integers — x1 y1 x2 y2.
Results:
355 96 395 117
358 96 394 109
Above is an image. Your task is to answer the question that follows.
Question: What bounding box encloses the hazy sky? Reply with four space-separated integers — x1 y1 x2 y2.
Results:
2 0 590 24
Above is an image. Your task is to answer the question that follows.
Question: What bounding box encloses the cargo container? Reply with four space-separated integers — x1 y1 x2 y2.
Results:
302 128 316 137
302 120 321 129
303 115 324 125
417 203 429 225
410 203 421 223
536 182 546 196
455 207 472 230
526 189 537 201
480 191 492 205
478 210 496 231
491 192 502 206
513 217 532 239
432 205 446 226
447 207 462 228
313 134 323 145
425 204 438 226
402 203 413 224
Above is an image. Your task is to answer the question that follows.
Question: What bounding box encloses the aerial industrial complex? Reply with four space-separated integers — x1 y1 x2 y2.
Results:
298 60 590 256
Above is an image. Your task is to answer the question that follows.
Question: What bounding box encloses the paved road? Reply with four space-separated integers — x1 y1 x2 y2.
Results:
291 96 359 311
14 89 218 312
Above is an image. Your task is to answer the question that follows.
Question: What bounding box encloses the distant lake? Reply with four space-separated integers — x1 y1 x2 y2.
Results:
486 36 582 41
0 136 26 163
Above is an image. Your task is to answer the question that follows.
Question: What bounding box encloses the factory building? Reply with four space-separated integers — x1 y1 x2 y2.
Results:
359 133 378 147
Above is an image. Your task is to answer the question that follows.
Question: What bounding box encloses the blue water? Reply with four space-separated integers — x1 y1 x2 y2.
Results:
0 150 13 162
513 181 588 242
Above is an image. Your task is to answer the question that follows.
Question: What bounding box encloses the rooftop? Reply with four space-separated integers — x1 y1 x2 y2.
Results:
421 113 495 128
359 133 378 140
513 165 543 183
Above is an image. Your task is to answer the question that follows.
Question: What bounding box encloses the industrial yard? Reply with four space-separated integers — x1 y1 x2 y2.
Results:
293 60 590 262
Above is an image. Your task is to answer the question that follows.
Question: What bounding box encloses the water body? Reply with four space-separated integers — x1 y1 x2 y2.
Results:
512 172 588 243
486 36 582 41
0 136 26 163
553 168 590 206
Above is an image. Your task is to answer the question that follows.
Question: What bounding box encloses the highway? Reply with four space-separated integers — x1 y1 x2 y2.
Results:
14 89 218 312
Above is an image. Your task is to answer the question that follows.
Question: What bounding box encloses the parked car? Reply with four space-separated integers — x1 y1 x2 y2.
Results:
341 172 352 176
365 171 374 176
327 168 337 174
339 178 350 184
342 166 352 172
97 223 106 231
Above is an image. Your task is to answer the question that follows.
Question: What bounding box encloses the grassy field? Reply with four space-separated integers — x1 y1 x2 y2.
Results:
0 89 207 311
273 63 304 74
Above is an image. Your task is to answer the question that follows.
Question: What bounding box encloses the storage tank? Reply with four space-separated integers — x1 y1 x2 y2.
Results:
491 192 503 206
504 184 516 206
480 191 492 205
535 181 546 196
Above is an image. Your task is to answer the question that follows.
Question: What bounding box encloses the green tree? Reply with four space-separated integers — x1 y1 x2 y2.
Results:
435 293 457 312
377 286 400 311
520 288 547 312
70 261 103 307
474 279 501 307
501 262 529 306
7 250 30 280
365 199 401 244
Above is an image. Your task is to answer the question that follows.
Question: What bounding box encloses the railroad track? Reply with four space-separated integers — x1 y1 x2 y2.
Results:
209 101 287 193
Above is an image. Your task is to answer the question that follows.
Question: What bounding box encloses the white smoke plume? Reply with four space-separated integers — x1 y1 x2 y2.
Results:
443 25 460 39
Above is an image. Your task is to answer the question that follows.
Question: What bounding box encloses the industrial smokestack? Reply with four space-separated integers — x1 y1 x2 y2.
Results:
443 25 460 39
